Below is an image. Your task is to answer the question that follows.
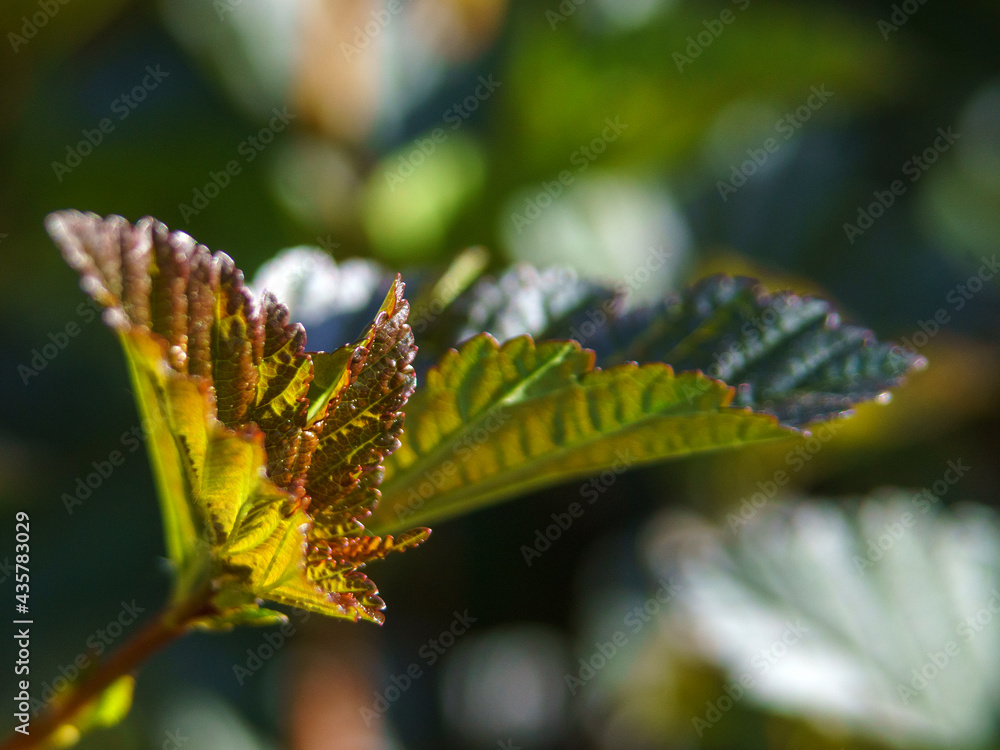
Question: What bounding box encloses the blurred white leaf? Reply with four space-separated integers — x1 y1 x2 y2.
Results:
251 246 387 328
640 494 1000 748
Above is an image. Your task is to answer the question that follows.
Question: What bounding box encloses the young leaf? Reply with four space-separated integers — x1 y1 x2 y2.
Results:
306 346 357 427
306 278 417 536
46 211 427 626
367 334 794 534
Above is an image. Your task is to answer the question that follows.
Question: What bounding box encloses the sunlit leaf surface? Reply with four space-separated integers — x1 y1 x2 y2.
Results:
369 334 793 533
261 248 923 427
46 211 427 626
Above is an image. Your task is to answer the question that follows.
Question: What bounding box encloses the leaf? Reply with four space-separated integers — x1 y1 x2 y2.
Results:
595 275 926 426
285 256 923 428
306 345 358 426
251 292 314 501
47 676 135 749
306 278 418 536
367 334 793 533
422 262 616 367
46 211 427 626
119 329 310 618
415 267 922 427
633 496 1000 749
250 246 389 329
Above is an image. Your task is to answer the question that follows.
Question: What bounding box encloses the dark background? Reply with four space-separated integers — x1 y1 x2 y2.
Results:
1 1 999 748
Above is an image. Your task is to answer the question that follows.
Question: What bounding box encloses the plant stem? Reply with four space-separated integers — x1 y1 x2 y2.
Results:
1 588 215 750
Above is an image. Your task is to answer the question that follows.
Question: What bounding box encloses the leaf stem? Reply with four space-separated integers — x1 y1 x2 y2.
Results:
1 587 216 750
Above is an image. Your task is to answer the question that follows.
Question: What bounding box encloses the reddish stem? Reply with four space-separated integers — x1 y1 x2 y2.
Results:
1 590 214 750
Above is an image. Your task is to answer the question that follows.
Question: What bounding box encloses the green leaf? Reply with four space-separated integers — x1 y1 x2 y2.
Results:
117 331 202 579
48 676 134 749
597 275 926 426
46 211 427 625
306 346 357 426
118 330 310 617
408 266 923 427
368 334 794 533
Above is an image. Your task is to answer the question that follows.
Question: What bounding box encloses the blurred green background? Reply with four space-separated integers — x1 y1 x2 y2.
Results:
1 0 999 748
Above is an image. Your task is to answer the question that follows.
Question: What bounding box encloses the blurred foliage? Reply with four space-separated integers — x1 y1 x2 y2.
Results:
609 495 1000 748
1 0 999 748
49 677 135 749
